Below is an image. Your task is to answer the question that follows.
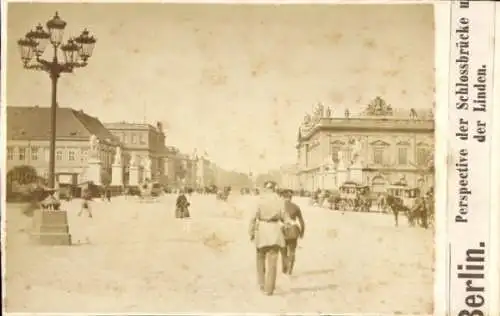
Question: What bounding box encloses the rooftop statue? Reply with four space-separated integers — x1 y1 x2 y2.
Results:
365 96 393 116
325 106 332 118
303 113 312 126
316 102 325 118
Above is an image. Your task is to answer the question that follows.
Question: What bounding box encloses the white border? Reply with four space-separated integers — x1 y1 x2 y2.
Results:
1 0 8 314
490 2 500 315
2 1 446 315
434 2 450 316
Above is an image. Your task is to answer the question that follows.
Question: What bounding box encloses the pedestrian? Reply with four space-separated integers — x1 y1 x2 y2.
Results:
105 186 112 202
77 188 94 244
79 188 93 218
248 181 285 296
175 189 191 219
280 189 305 275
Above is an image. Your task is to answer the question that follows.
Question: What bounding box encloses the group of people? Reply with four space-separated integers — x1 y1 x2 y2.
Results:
249 181 306 296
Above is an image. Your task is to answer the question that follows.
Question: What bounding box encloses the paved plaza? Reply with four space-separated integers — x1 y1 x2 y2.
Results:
5 194 433 314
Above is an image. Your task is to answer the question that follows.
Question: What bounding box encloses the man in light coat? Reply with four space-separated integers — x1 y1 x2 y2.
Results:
249 181 285 296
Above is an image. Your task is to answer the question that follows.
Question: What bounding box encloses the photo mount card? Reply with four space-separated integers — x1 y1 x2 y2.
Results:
445 1 496 316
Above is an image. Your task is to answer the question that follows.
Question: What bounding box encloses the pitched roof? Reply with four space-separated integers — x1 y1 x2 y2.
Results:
104 122 156 131
7 106 119 145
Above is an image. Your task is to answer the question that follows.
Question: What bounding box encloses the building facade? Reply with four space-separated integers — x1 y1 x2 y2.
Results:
7 106 123 185
104 121 167 182
296 97 434 193
162 146 181 186
189 150 215 188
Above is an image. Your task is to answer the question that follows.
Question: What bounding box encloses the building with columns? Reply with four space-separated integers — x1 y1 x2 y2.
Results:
295 97 434 193
104 121 167 183
6 106 123 185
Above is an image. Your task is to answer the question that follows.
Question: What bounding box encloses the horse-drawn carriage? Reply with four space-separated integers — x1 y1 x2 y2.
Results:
138 181 162 202
338 182 372 212
385 184 432 228
216 186 231 201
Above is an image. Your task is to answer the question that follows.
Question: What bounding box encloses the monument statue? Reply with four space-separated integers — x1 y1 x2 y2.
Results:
89 134 99 159
130 153 137 166
351 137 363 163
143 157 152 171
113 147 122 165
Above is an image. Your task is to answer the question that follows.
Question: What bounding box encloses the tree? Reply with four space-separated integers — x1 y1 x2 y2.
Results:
7 165 38 185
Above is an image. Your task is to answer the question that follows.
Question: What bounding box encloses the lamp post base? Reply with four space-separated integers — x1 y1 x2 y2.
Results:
31 209 72 245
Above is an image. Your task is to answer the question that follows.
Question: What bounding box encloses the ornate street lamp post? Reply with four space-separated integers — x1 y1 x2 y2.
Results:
17 12 96 190
17 12 96 245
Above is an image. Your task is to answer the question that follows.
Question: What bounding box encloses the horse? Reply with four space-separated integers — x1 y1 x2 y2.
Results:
385 195 408 227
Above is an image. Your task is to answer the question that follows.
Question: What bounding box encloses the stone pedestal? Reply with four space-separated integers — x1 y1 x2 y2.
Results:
350 161 364 184
31 205 71 246
336 160 348 186
129 165 139 186
88 158 102 186
337 170 347 187
324 171 337 190
111 163 123 186
144 168 152 182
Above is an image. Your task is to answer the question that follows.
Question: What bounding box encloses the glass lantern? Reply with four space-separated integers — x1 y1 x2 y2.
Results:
26 24 50 56
17 37 37 65
75 29 97 62
61 38 80 65
46 12 67 46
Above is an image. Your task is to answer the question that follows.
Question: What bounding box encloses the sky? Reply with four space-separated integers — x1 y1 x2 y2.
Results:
6 3 435 174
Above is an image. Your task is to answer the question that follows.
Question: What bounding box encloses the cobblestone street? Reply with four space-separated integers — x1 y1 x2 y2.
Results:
5 194 433 314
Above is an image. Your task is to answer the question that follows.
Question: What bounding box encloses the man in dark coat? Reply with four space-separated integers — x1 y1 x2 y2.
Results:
175 189 190 218
281 189 305 275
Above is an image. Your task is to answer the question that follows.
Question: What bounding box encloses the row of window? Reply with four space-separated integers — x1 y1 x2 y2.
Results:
117 132 147 145
7 146 119 167
329 146 429 166
7 146 91 162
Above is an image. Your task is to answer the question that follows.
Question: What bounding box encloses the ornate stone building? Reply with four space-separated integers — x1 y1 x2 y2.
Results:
295 97 434 193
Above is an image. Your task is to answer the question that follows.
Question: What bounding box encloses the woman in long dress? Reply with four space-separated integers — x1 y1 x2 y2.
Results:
175 189 190 219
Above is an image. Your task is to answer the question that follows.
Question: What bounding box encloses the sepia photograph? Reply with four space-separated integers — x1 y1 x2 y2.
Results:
4 2 435 314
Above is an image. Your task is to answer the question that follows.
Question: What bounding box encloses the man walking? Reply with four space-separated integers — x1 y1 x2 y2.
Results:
281 189 305 275
249 181 285 296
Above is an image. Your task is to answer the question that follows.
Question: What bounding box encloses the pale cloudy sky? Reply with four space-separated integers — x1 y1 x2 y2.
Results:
6 3 434 173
